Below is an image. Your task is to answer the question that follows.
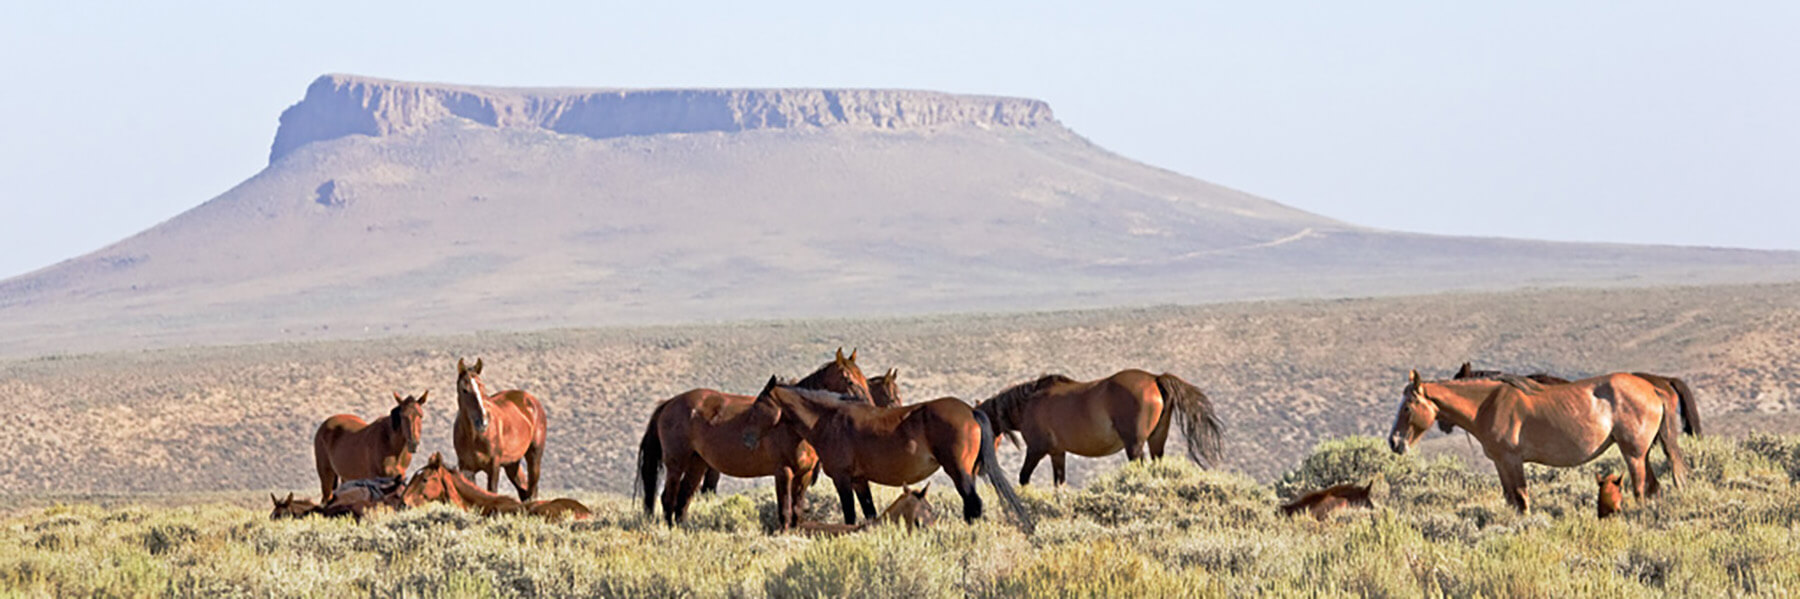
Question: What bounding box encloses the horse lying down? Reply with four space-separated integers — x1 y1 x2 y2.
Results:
402 452 592 521
795 483 938 536
1279 482 1376 522
1597 473 1624 519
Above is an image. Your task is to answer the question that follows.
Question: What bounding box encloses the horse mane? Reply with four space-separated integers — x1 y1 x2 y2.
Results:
981 374 1076 417
774 385 866 410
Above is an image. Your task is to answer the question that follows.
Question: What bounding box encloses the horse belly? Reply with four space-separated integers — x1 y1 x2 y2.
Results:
859 447 941 487
1051 402 1126 457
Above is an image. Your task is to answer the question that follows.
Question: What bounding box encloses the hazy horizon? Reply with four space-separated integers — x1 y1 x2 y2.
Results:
2 2 1796 280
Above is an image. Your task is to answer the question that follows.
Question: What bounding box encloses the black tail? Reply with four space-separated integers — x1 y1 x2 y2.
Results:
1669 376 1702 437
1155 374 1225 469
973 409 1035 534
635 402 668 518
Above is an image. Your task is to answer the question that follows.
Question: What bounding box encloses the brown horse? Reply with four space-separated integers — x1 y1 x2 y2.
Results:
454 358 549 500
758 384 1034 532
1388 370 1690 513
1596 472 1624 519
698 353 890 495
1280 482 1375 522
402 452 591 519
795 483 938 535
1454 362 1702 437
638 349 874 530
313 391 429 501
975 370 1224 486
269 493 320 520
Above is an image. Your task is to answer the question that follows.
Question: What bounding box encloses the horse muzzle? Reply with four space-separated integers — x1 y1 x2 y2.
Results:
1388 434 1409 455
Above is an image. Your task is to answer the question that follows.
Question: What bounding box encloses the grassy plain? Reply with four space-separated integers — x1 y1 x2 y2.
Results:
5 435 1799 597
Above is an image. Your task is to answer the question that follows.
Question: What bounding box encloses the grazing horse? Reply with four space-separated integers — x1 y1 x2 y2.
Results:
313 391 429 501
638 349 874 530
1280 482 1375 521
1388 370 1689 513
1454 362 1702 437
795 483 938 535
269 493 320 520
1596 473 1624 519
975 370 1224 486
454 358 549 500
758 384 1035 532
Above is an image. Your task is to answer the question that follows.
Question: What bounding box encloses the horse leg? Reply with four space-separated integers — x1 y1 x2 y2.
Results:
659 459 688 526
1051 452 1068 487
1148 404 1174 460
833 477 860 525
854 482 879 521
486 462 502 494
503 463 528 501
671 461 709 525
1493 455 1530 513
1019 447 1047 487
942 464 983 523
774 467 794 531
524 444 543 501
1623 449 1653 499
314 448 337 502
701 468 721 495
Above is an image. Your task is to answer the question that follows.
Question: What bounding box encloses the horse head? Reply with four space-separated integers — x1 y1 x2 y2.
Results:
868 368 902 407
269 492 319 519
390 390 429 453
880 483 938 529
810 347 873 403
1596 472 1624 518
402 452 456 508
456 358 491 434
1388 370 1440 455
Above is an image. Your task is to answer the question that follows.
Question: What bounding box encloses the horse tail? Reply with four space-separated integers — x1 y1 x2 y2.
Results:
1667 376 1702 437
635 402 668 518
973 409 1035 534
1155 373 1225 469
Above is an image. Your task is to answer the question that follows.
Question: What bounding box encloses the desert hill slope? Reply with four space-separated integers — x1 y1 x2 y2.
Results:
2 282 1796 495
2 74 1797 358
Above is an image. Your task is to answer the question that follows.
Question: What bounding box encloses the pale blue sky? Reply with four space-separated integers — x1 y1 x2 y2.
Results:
1 2 1795 280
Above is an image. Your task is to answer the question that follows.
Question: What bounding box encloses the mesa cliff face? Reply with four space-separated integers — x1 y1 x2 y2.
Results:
270 74 1059 162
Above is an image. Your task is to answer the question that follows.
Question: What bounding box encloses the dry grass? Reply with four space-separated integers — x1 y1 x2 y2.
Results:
2 283 1798 496
4 435 1797 597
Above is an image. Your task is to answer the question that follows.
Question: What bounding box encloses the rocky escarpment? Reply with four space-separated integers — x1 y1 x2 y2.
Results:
270 74 1061 163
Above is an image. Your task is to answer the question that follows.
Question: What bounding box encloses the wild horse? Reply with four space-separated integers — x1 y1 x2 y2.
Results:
975 370 1224 486
454 358 549 500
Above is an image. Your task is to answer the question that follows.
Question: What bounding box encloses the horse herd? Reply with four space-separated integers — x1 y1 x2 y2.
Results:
273 350 1700 531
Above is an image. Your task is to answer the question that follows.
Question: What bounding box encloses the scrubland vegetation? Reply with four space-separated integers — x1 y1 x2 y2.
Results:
6 434 1799 598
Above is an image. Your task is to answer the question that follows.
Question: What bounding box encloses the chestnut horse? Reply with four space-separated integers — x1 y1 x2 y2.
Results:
758 384 1034 532
269 493 320 520
454 358 549 500
313 391 429 501
975 370 1224 486
1280 482 1375 521
403 452 590 519
1596 472 1624 519
1454 362 1702 437
637 350 875 530
1388 370 1689 513
795 483 938 535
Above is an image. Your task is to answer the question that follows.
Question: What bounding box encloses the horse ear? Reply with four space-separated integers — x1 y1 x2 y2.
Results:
1457 362 1473 378
848 348 858 362
417 390 429 405
916 482 930 496
457 358 467 374
271 493 280 506
473 358 484 374
835 347 846 362
285 492 295 503
1409 369 1421 385
887 368 898 380
393 391 405 404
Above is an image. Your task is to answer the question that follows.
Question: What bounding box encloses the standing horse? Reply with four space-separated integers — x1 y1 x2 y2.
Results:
638 349 874 530
454 358 549 501
758 384 1034 532
975 370 1224 486
313 391 429 501
1388 370 1689 513
1454 362 1702 437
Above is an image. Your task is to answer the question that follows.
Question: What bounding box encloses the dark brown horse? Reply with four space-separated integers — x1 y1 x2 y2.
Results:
638 350 875 530
868 368 903 408
313 391 429 501
1280 482 1375 521
1454 362 1702 436
697 353 890 495
758 384 1034 532
454 358 549 500
1389 370 1689 512
975 370 1224 486
795 483 938 535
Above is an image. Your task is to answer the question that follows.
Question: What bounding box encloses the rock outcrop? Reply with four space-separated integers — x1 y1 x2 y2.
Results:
270 74 1059 163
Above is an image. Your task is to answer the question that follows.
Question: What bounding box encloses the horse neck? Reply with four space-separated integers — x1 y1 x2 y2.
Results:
1423 381 1491 431
365 415 407 452
448 470 514 508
